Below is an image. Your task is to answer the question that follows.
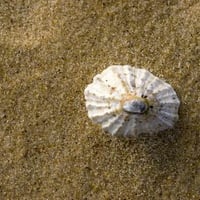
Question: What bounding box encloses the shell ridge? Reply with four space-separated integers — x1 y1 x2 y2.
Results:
90 112 117 124
124 116 137 136
110 66 130 93
93 74 119 95
159 111 179 120
157 115 174 128
100 66 128 94
85 92 121 102
135 68 155 96
121 65 137 92
143 77 162 96
102 113 127 135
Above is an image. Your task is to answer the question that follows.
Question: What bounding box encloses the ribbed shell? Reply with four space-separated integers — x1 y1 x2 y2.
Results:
84 65 180 137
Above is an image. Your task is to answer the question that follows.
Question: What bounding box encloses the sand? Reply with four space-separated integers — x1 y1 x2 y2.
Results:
0 0 199 199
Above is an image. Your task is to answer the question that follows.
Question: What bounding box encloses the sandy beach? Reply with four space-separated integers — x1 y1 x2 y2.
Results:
0 1 199 199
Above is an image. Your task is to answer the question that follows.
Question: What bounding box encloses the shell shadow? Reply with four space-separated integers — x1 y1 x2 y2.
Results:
140 129 182 172
117 120 183 173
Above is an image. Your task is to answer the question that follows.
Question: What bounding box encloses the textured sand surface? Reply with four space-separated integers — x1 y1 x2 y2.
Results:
0 0 199 199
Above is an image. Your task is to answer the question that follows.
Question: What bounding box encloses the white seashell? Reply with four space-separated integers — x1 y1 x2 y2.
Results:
84 65 180 137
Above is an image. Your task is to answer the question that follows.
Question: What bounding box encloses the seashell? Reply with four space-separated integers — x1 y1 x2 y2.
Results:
84 65 180 137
